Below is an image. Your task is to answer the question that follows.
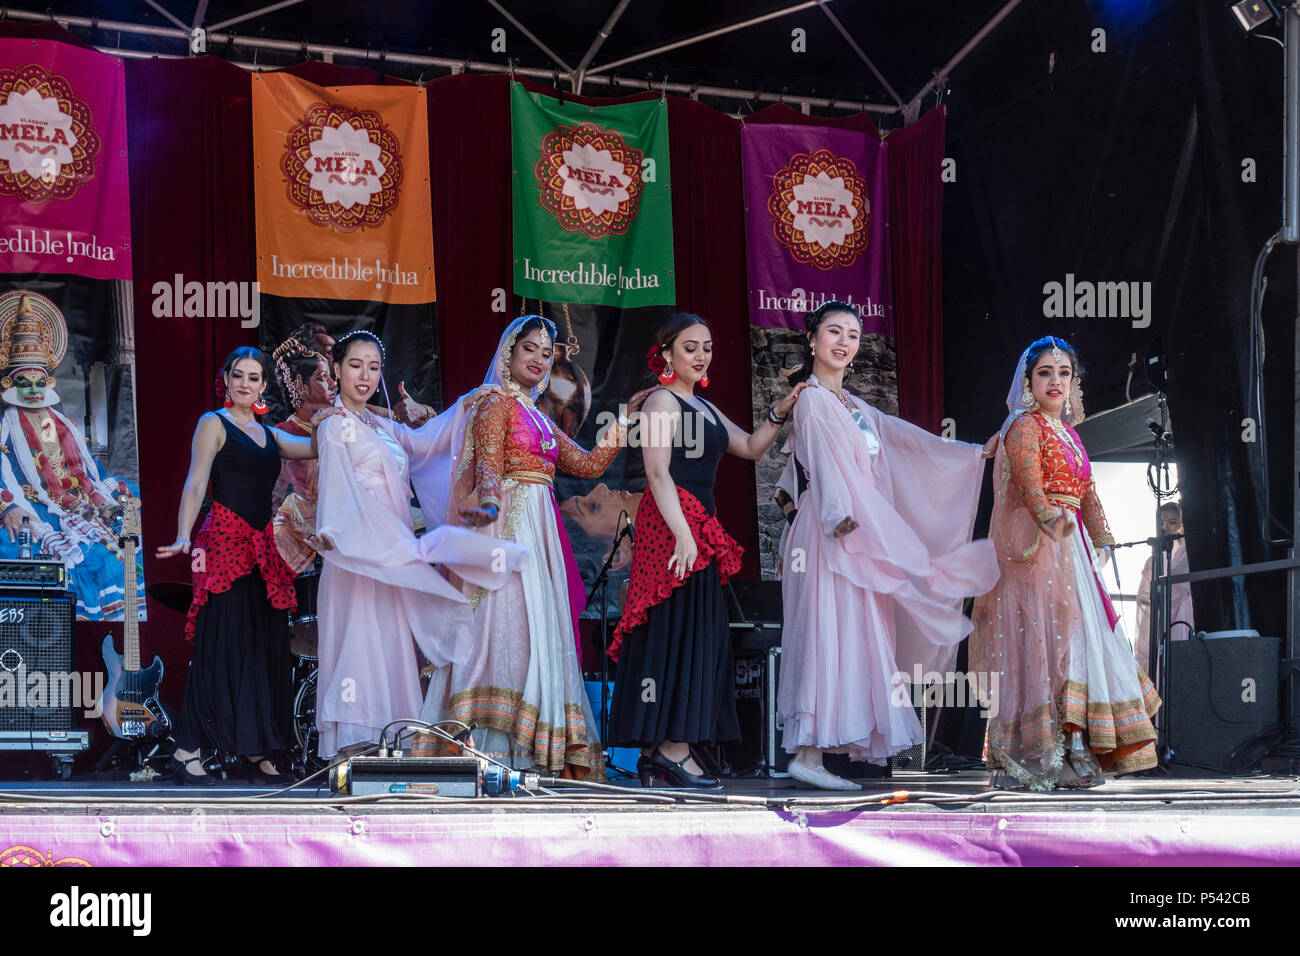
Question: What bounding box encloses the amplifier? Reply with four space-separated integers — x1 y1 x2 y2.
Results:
0 589 76 733
0 558 66 590
330 756 483 797
1167 636 1280 772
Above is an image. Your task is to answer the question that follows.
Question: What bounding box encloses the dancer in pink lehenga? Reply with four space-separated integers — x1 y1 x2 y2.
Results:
776 301 1000 790
971 336 1160 790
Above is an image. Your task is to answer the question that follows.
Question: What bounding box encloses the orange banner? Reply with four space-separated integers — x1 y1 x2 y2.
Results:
252 73 434 304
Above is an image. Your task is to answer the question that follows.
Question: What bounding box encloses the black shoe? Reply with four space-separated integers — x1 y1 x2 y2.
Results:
171 755 217 786
243 754 293 786
640 748 722 788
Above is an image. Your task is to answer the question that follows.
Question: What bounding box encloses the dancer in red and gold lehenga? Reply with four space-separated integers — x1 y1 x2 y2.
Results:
417 315 640 778
972 336 1160 790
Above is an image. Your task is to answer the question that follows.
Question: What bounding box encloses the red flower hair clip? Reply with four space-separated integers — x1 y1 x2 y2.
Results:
645 342 666 374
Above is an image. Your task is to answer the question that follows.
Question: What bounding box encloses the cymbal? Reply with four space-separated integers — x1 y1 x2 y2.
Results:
147 581 193 615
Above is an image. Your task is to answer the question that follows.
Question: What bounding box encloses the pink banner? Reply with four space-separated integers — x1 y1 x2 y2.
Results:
742 124 890 332
0 39 131 279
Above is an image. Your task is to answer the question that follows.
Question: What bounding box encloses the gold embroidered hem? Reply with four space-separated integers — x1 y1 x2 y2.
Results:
448 683 596 773
1059 676 1161 751
985 732 1067 792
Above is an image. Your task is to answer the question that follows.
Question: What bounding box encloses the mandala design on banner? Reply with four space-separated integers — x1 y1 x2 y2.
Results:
767 148 869 271
280 102 404 233
0 844 93 867
534 121 644 239
0 64 101 205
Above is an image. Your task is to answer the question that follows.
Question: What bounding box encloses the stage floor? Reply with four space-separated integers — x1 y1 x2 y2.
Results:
1 766 1297 866
1 766 1298 813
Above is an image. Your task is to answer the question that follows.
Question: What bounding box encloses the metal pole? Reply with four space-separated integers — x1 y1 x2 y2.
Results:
141 0 187 31
815 0 904 108
586 0 826 77
483 0 574 75
1283 6 1300 243
207 0 307 33
10 7 894 114
905 0 1025 115
574 0 631 95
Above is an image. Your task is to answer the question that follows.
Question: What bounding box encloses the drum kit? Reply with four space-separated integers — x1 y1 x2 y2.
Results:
288 558 324 774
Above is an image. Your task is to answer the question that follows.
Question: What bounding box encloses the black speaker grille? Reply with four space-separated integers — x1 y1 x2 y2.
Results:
0 592 76 732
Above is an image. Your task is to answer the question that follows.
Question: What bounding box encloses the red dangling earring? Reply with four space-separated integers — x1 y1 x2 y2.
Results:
223 396 234 409
252 396 269 416
658 364 676 384
700 373 710 388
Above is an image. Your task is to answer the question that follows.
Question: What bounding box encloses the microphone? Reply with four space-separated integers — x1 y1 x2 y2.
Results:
615 510 634 548
1145 418 1172 444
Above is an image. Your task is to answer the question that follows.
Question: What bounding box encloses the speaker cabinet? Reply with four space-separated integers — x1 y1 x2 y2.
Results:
0 590 77 733
1167 636 1280 772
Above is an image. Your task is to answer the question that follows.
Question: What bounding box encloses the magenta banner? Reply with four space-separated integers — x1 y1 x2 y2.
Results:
0 39 131 279
742 124 890 332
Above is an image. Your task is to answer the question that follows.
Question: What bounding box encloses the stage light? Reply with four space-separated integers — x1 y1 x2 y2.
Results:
1231 0 1294 32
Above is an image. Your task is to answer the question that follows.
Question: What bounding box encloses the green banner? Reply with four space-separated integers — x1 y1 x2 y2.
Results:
511 83 675 307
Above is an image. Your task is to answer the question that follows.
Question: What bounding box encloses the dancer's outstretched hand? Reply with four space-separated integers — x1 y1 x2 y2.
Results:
309 407 346 430
306 531 335 552
833 516 859 538
1043 513 1074 543
625 388 654 417
773 381 811 419
982 433 999 459
667 533 698 580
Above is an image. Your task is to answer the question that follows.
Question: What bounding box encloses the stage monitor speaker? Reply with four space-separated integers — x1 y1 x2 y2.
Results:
1167 636 1280 772
0 589 76 733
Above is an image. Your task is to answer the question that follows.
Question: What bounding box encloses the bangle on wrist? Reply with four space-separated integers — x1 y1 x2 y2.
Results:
767 408 788 426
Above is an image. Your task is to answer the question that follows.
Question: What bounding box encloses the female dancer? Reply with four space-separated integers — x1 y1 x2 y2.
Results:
312 330 524 760
416 315 641 777
270 338 335 573
608 313 806 788
157 346 324 784
776 301 1000 790
971 336 1160 789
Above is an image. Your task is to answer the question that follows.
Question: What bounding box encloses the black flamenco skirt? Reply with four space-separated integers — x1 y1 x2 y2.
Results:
609 564 740 747
174 570 293 755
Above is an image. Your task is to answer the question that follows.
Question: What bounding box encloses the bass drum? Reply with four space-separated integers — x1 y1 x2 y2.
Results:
291 666 325 773
289 560 321 659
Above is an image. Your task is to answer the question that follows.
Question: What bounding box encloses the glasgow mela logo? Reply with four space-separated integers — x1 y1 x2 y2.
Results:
0 64 100 204
281 102 404 233
535 121 645 239
767 148 869 271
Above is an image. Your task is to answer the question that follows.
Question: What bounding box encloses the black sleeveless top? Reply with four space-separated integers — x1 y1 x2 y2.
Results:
663 390 729 516
211 414 281 529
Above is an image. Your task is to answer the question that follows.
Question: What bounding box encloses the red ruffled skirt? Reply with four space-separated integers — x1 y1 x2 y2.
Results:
609 484 743 661
185 501 297 642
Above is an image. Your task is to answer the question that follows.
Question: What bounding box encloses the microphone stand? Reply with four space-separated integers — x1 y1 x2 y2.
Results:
1144 391 1179 765
585 510 634 779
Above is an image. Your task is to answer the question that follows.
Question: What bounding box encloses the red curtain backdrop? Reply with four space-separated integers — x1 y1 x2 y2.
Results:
0 24 943 758
887 106 946 429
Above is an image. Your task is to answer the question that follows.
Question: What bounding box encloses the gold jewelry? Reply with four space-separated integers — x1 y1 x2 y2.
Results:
1020 385 1036 408
1050 337 1064 365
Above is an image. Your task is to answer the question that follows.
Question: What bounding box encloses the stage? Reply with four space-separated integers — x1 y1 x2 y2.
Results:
2 769 1297 867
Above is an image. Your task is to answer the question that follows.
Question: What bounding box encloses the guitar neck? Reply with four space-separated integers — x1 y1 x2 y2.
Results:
122 536 140 671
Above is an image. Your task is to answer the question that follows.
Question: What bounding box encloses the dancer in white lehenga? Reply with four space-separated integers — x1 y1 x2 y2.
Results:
776 301 1000 790
415 316 639 778
313 331 525 760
